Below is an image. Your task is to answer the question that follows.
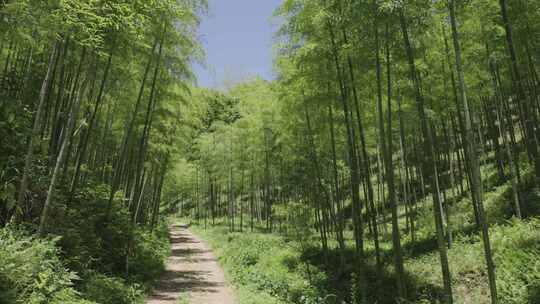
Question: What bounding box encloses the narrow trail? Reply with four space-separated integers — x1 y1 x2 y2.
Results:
146 225 237 304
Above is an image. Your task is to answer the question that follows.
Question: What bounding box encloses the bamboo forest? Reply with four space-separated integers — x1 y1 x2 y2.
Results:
1 0 540 303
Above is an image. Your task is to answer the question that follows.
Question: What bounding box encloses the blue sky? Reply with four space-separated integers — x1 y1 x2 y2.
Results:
193 0 283 88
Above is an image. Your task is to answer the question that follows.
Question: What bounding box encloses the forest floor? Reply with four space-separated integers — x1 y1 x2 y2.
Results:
146 224 237 304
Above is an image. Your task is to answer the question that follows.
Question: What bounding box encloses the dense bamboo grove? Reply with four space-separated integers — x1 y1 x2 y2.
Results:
0 0 208 231
2 0 540 303
0 1 205 303
165 0 540 303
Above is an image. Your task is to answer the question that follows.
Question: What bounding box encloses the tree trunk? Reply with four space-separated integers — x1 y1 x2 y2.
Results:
70 40 115 195
106 37 158 220
499 0 540 182
400 10 453 303
39 64 88 235
16 40 60 220
375 14 406 297
447 1 497 302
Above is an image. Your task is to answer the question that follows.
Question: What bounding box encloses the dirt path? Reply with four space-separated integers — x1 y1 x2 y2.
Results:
146 225 237 304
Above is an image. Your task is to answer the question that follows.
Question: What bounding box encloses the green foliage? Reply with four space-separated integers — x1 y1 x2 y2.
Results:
3 0 540 302
191 225 325 304
58 183 170 284
0 227 95 304
349 272 360 304
1 0 202 302
0 181 171 302
81 272 144 304
176 294 190 304
491 219 540 304
405 219 540 303
128 222 171 283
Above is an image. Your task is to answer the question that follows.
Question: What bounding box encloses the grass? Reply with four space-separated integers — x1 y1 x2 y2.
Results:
177 293 190 304
189 224 327 304
185 215 540 303
404 218 540 303
179 160 540 303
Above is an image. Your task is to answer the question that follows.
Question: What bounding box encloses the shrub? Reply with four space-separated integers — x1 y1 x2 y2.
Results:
128 222 171 283
491 219 540 304
0 193 170 304
192 226 322 304
81 272 144 304
0 227 95 304
406 218 540 303
50 182 132 275
49 182 169 284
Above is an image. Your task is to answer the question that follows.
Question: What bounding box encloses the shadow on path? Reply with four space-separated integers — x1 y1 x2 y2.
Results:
146 225 236 304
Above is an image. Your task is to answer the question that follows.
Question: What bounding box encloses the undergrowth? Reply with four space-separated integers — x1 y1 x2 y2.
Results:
191 225 331 304
188 165 540 304
0 182 171 304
